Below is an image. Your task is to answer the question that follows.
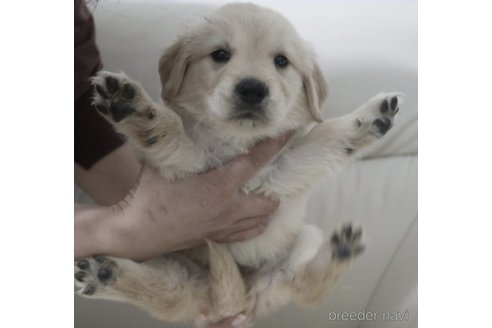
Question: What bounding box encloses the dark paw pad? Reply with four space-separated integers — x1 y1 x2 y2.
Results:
390 96 398 111
331 224 365 260
82 285 96 296
76 259 90 270
75 271 86 282
105 76 119 94
373 117 392 135
122 83 135 99
110 102 136 122
97 266 113 283
380 99 389 114
380 96 399 115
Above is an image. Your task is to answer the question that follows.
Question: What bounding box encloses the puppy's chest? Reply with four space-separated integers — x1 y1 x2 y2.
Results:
186 126 278 191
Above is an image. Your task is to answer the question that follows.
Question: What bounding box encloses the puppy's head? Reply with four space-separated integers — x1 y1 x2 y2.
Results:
159 3 327 137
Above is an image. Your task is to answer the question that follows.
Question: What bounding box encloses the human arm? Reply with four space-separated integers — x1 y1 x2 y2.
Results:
75 134 291 261
75 143 141 206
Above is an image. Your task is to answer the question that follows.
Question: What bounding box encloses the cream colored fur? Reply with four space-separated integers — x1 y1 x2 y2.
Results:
75 3 403 327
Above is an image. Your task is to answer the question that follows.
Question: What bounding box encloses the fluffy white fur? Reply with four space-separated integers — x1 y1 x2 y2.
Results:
75 3 402 327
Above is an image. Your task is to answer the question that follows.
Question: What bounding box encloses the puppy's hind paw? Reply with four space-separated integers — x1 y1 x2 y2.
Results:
74 256 118 297
330 224 365 260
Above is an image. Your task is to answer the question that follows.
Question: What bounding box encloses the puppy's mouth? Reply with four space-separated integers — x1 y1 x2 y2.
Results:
228 103 270 126
231 105 267 120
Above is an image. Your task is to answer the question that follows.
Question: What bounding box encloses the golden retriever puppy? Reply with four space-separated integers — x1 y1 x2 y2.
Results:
75 3 402 327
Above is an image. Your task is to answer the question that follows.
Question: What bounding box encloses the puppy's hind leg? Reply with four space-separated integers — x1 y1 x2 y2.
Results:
75 255 210 323
291 224 365 305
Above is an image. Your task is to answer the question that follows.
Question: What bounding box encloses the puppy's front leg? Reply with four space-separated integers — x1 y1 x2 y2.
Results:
254 93 403 197
92 71 207 179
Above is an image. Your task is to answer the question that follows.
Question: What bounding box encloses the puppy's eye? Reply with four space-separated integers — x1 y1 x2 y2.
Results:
274 55 289 68
211 49 231 62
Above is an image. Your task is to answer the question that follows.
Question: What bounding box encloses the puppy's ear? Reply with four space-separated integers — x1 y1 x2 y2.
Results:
303 63 328 122
159 38 190 104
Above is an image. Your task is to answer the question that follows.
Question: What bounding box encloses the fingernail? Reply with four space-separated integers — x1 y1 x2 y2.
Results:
232 314 247 327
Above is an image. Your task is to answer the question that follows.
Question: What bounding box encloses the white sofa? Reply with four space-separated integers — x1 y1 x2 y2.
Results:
75 1 417 327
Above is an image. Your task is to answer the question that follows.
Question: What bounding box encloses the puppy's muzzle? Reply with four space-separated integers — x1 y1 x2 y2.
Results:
232 78 270 122
235 78 269 106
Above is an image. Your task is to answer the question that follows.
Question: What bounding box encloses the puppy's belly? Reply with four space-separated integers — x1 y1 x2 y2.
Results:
228 193 309 267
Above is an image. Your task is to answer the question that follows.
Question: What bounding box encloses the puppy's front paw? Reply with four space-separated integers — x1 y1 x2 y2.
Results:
92 71 156 123
346 92 403 152
74 256 118 297
330 224 365 260
92 71 182 148
363 93 402 137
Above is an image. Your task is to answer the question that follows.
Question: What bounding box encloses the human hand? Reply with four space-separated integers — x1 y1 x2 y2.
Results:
75 133 292 261
205 313 248 328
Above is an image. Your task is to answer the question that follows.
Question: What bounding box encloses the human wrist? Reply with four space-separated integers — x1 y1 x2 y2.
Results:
109 202 179 261
74 204 122 260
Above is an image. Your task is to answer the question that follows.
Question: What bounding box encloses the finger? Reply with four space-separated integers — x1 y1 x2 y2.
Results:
203 132 293 190
216 224 267 243
223 194 280 222
232 215 271 231
206 314 247 328
213 215 270 239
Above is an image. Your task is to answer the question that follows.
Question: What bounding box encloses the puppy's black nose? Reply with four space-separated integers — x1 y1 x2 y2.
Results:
235 78 269 105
